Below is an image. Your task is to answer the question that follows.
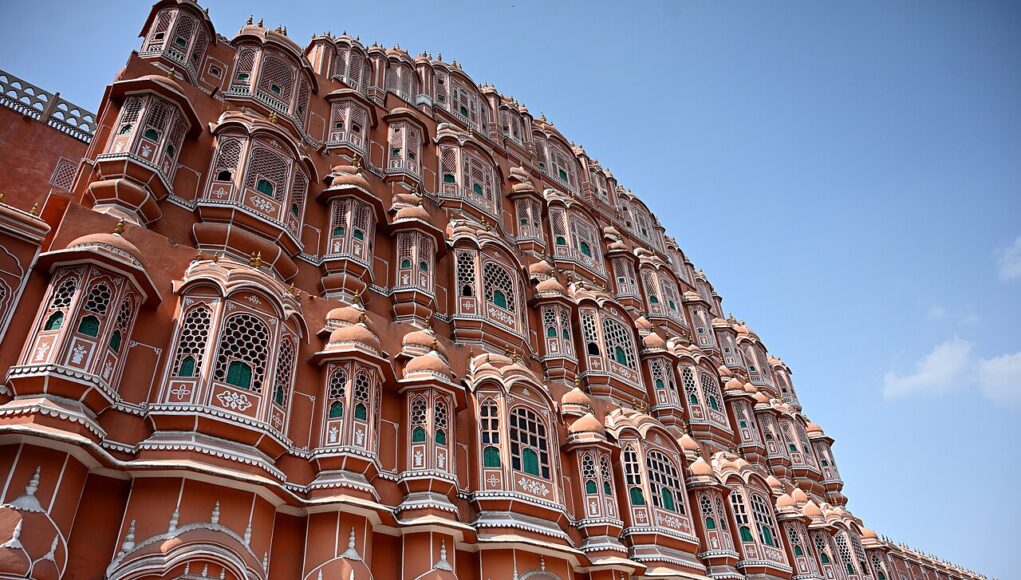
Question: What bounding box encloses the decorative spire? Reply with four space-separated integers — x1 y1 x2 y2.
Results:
118 520 136 558
268 111 278 124
352 291 362 305
167 68 176 80
113 218 125 234
246 15 253 25
341 527 361 560
10 466 43 512
212 253 220 263
352 154 361 172
0 519 22 549
435 538 453 571
0 193 5 204
210 500 220 524
249 251 262 268
257 17 264 27
168 507 179 533
29 203 39 216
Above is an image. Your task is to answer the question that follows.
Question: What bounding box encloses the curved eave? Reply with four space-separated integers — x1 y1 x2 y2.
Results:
110 77 202 138
37 248 162 308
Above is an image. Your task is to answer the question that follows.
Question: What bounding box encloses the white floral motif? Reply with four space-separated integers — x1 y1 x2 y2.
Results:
437 453 446 469
216 389 253 411
328 426 339 444
659 514 684 529
486 474 499 488
101 360 114 380
34 343 50 361
169 384 192 400
141 144 153 158
414 450 424 467
517 477 550 497
250 195 275 213
71 344 87 364
246 295 261 305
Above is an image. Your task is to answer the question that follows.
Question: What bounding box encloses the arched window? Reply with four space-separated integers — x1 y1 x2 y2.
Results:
612 257 639 299
834 532 857 576
328 100 369 148
171 306 211 377
210 136 243 184
514 198 543 242
434 399 448 445
77 316 100 337
582 453 598 494
540 305 573 359
750 492 780 548
599 455 613 496
44 311 65 331
813 533 833 565
328 367 347 419
353 370 371 421
334 44 370 93
730 490 754 542
387 121 421 175
699 371 723 411
602 317 637 370
258 54 296 106
509 406 550 478
213 313 269 392
480 399 501 467
646 450 684 513
623 445 645 506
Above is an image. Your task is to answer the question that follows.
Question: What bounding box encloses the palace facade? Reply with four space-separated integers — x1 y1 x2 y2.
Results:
0 2 982 579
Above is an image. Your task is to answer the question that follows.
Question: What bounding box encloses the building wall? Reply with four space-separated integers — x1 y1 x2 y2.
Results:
0 2 981 579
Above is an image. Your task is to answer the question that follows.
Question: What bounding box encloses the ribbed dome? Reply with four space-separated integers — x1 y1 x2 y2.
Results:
803 500 823 517
328 319 380 352
561 385 592 407
528 259 555 277
535 276 566 294
402 326 447 357
325 164 372 191
725 378 744 391
791 488 809 503
643 332 666 349
394 203 429 221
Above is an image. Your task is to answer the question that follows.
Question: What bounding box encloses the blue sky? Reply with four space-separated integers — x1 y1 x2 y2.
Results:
3 1 1019 576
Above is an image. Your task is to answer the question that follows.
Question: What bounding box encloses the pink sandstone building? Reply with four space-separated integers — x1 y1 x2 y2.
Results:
0 2 983 578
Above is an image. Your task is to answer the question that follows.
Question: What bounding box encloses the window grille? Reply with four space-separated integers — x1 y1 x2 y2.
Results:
434 398 448 444
50 276 79 311
213 313 269 392
410 395 427 442
646 450 683 513
612 258 638 298
582 453 597 493
602 317 637 369
171 306 210 377
258 54 295 103
83 283 112 315
834 533 857 575
272 337 296 408
482 261 516 312
509 406 550 478
699 371 723 412
212 136 243 182
233 47 258 86
623 444 644 505
750 492 780 547
245 146 289 202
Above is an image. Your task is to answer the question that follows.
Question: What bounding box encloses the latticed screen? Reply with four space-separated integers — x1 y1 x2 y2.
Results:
82 283 112 315
482 261 515 312
258 54 296 103
751 492 780 547
171 306 210 377
212 136 243 181
245 146 289 202
272 337 296 408
602 316 637 369
213 312 269 392
233 47 258 85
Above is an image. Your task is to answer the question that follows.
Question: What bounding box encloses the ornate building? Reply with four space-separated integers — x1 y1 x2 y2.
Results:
0 2 983 579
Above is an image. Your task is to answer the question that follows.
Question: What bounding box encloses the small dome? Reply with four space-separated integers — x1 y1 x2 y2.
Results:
394 203 430 222
689 457 713 476
678 434 700 452
861 528 878 539
67 231 144 263
791 488 809 503
326 302 370 329
725 378 744 391
634 315 653 331
405 351 452 377
743 382 757 394
643 332 666 349
328 319 380 352
803 500 823 517
766 475 782 488
806 422 823 434
535 276 566 294
777 493 796 508
402 326 447 357
717 365 734 378
133 73 187 95
325 164 372 191
528 259 555 277
753 392 769 404
569 412 604 435
561 385 592 407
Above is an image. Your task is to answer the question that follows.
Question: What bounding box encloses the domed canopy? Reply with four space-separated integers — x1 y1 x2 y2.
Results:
678 433 700 452
561 384 592 407
404 350 452 379
569 412 604 435
528 259 555 278
67 231 144 264
402 325 447 357
535 276 566 294
327 315 381 353
689 457 713 476
643 332 666 350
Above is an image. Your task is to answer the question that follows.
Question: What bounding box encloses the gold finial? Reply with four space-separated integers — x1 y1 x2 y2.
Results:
358 311 367 323
540 113 547 122
437 52 442 61
167 68 176 80
352 291 362 305
574 376 582 388
467 346 474 358
288 283 298 298
194 251 204 262
430 339 439 351
249 251 262 268
423 318 431 330
282 25 287 36
352 155 361 171
268 111 278 124
212 253 220 263
29 203 39 216
257 17 264 27
113 219 125 234
246 15 253 25
0 193 5 204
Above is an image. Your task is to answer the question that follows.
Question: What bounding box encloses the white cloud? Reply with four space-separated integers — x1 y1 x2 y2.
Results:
883 338 1021 407
926 306 946 320
978 351 1021 406
998 236 1021 280
882 337 973 399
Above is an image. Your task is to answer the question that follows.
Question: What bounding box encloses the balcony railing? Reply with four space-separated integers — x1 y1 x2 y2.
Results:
438 183 497 217
0 68 96 143
139 45 199 83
